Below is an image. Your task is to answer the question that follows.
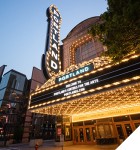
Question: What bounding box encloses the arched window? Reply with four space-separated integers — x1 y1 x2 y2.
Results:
75 40 104 64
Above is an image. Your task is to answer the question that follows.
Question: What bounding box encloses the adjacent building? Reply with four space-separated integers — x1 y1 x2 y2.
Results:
0 69 29 144
0 67 56 145
0 65 6 83
28 67 56 141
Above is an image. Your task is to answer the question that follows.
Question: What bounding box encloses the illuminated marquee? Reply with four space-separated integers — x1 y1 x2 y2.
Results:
54 79 99 97
30 56 140 107
42 5 62 79
56 63 94 83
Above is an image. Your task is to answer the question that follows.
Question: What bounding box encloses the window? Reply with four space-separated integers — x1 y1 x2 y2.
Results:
73 122 83 126
74 40 104 64
65 125 71 140
113 116 130 122
98 124 105 138
84 120 96 125
130 114 140 120
97 124 113 138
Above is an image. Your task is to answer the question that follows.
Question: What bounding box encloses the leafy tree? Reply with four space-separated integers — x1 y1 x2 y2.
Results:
89 0 140 62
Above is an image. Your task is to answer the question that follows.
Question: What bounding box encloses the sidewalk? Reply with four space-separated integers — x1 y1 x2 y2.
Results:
6 141 118 150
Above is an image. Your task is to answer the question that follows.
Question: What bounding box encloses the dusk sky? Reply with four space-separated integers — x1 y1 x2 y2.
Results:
0 0 108 79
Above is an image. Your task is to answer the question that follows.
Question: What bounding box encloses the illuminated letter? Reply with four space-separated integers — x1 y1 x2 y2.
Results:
53 28 58 34
53 34 58 43
52 51 58 60
76 70 80 75
52 43 58 51
65 75 69 79
62 76 65 81
51 60 58 70
53 21 58 30
85 67 89 72
54 16 58 23
53 9 59 17
79 68 85 73
58 77 62 82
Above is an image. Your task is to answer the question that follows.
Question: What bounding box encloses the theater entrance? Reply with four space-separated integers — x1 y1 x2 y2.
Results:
115 121 140 143
115 123 132 143
73 126 96 144
114 114 140 144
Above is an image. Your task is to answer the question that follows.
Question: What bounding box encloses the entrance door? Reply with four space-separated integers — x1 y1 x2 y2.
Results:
116 124 125 141
73 128 78 143
73 127 85 144
124 124 133 137
133 121 140 129
73 126 96 144
116 123 133 143
85 127 91 142
84 126 96 144
79 128 84 143
92 127 96 141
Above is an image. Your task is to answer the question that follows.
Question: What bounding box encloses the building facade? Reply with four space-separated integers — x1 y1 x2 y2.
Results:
29 15 140 146
62 16 103 69
0 70 29 144
0 65 6 83
0 67 57 145
28 67 56 141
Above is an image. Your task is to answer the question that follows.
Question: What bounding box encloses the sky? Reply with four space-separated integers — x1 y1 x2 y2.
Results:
0 0 108 79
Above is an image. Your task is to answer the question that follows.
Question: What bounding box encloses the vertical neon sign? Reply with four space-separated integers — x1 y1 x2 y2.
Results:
42 5 62 79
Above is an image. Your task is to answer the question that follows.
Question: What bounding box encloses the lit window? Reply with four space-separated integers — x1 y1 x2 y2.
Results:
75 40 104 64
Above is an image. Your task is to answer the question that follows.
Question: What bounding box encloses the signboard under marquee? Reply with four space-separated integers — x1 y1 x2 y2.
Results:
57 128 62 136
42 5 62 79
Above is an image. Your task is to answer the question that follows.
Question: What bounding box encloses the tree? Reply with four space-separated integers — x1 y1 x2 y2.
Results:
89 0 140 62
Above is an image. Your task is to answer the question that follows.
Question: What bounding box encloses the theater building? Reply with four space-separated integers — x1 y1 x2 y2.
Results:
29 5 140 145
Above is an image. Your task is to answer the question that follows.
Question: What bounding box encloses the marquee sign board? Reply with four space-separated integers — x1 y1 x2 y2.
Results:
30 57 140 107
42 5 62 79
55 63 94 83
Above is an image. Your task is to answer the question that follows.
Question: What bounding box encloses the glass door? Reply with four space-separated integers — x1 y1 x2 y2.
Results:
84 127 97 144
73 126 96 144
124 124 132 137
92 127 96 141
73 127 85 144
116 124 125 142
79 128 84 142
116 123 133 143
134 122 140 129
73 125 97 144
85 127 91 142
73 128 78 143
